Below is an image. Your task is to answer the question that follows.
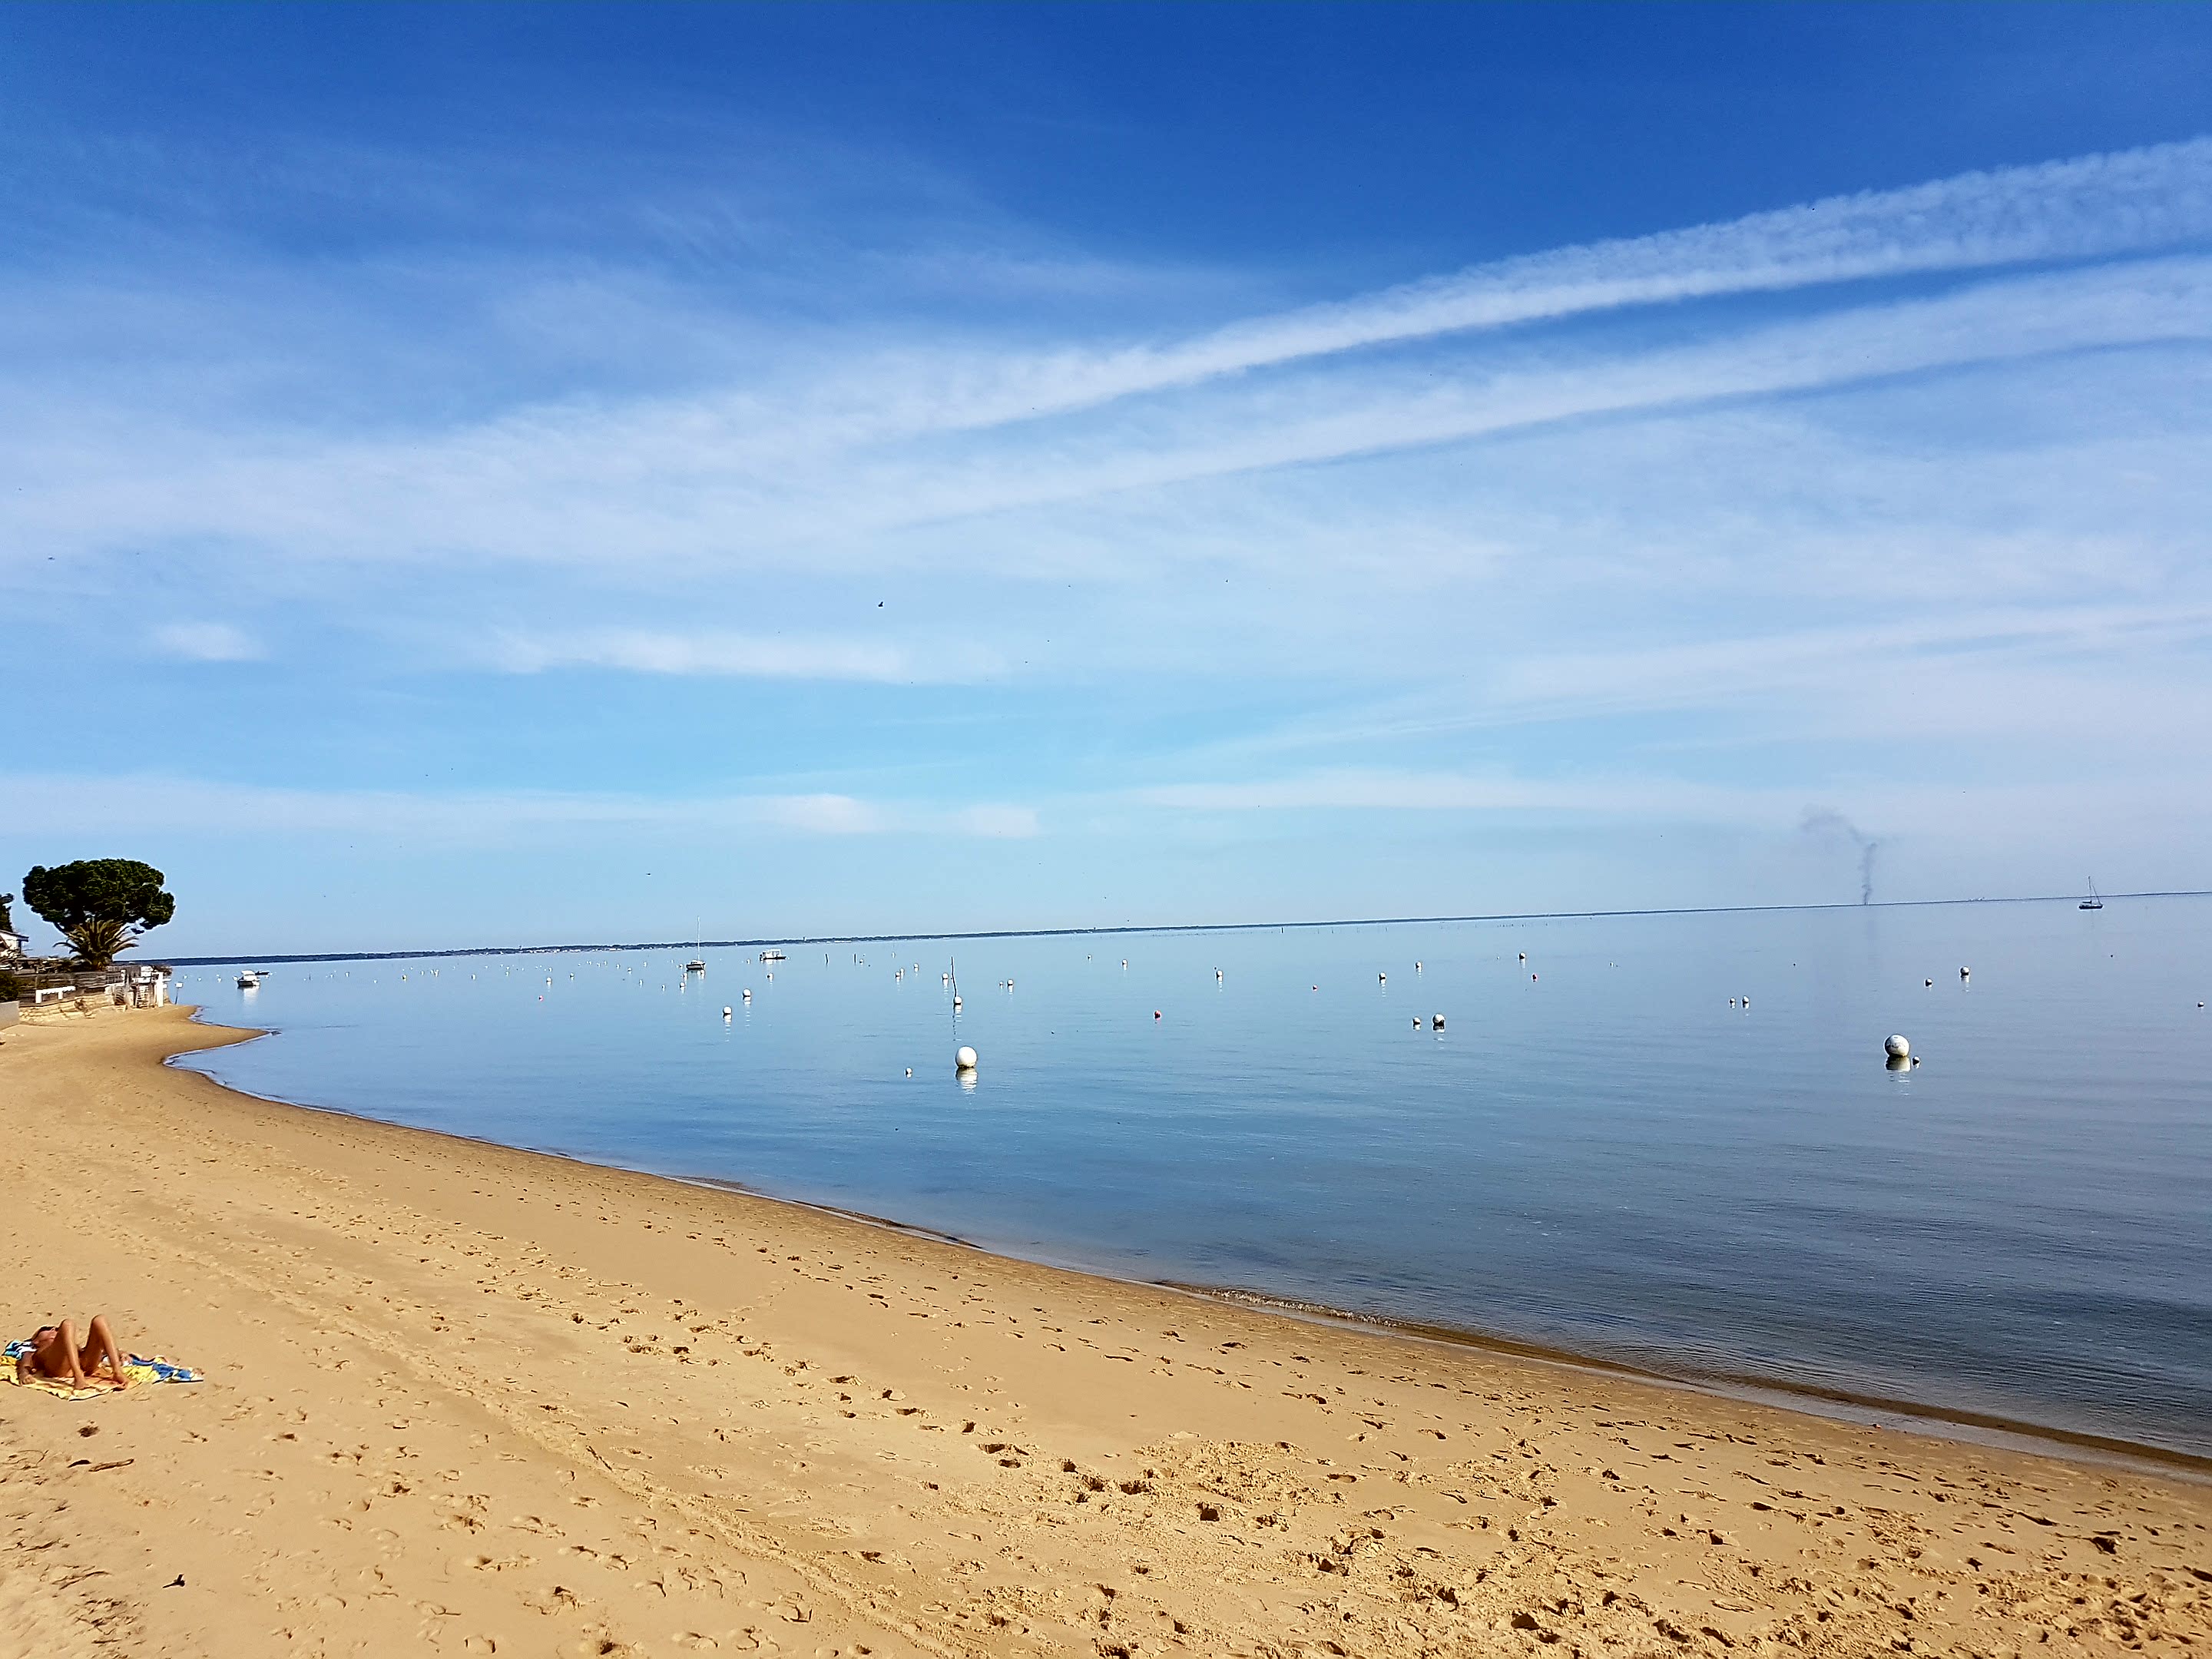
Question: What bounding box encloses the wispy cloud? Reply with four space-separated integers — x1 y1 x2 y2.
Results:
1488 603 2212 722
1130 769 1780 820
9 130 2211 931
488 628 998 683
949 803 1041 839
753 793 893 835
12 252 2208 582
912 137 2212 434
149 621 262 662
2 773 1036 843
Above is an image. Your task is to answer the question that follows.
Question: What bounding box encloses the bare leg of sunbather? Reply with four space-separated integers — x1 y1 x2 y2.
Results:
34 1320 86 1387
32 1317 128 1389
79 1315 129 1386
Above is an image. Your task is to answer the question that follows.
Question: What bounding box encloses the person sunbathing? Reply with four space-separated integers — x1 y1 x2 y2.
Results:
16 1315 131 1390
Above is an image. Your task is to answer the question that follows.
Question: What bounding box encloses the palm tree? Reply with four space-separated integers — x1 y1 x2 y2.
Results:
63 916 140 969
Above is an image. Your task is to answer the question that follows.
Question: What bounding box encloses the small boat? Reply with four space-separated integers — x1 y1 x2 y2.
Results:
237 970 260 989
2080 878 2104 911
759 949 786 962
685 959 706 972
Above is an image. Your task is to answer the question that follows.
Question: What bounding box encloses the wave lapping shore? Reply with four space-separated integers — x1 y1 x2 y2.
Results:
2 1008 2207 1657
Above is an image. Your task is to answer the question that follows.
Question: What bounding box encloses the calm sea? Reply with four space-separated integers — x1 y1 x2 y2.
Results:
174 898 2212 1461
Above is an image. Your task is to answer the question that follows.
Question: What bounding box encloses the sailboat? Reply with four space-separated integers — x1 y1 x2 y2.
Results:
2079 879 2104 912
685 920 707 972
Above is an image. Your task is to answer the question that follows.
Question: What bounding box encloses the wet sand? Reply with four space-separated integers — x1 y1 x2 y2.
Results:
2 1005 2206 1657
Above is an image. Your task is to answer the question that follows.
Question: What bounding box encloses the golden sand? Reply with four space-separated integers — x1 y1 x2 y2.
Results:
2 1006 2205 1657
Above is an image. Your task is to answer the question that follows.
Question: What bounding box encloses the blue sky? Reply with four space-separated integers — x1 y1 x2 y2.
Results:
5 4 2211 956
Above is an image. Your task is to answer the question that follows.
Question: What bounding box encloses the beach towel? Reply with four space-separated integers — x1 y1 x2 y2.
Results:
4 1339 200 1397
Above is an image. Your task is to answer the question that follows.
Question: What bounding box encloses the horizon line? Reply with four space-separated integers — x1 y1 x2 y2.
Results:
153 887 2210 967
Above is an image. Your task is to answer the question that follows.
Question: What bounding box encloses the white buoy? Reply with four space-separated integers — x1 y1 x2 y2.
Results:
1885 1034 1910 1059
1959 966 1970 979
1215 969 1224 981
741 988 752 1001
905 1067 912 1077
1925 979 1934 987
1432 1014 1445 1030
955 1045 978 1071
722 1005 733 1018
1518 952 1526 962
1415 961 1422 971
1378 972 1386 983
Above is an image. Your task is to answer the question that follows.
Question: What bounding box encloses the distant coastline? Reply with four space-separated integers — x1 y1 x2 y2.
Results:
161 886 2212 967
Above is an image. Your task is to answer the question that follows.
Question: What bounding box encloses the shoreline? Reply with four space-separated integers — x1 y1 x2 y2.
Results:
1161 1287 2212 1487
7 1006 2207 1657
173 1006 2212 1482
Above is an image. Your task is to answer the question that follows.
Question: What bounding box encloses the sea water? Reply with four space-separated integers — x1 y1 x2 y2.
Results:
174 897 2212 1460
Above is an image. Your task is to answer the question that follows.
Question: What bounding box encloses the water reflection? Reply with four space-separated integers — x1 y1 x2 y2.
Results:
176 897 2212 1457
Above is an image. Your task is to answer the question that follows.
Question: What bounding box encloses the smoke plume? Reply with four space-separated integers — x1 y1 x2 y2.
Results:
1800 808 1879 905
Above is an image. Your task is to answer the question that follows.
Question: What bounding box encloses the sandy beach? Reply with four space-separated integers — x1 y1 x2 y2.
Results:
2 1007 2205 1657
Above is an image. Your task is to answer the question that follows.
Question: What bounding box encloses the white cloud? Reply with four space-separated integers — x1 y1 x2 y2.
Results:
149 621 261 661
1 773 1035 843
1130 769 1778 820
13 251 2209 586
908 136 2212 435
754 793 892 835
11 134 2212 918
488 628 996 683
1488 603 2212 721
949 803 1041 839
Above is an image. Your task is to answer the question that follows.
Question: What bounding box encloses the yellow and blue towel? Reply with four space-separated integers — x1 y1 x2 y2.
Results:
5 1339 200 1398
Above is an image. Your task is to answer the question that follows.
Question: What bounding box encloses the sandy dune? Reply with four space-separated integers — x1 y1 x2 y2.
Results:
2 1006 2205 1657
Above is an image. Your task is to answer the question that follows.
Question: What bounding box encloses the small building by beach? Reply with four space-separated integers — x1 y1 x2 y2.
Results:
126 963 173 1007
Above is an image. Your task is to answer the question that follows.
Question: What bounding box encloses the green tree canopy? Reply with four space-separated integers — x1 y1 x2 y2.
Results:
22 859 176 966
